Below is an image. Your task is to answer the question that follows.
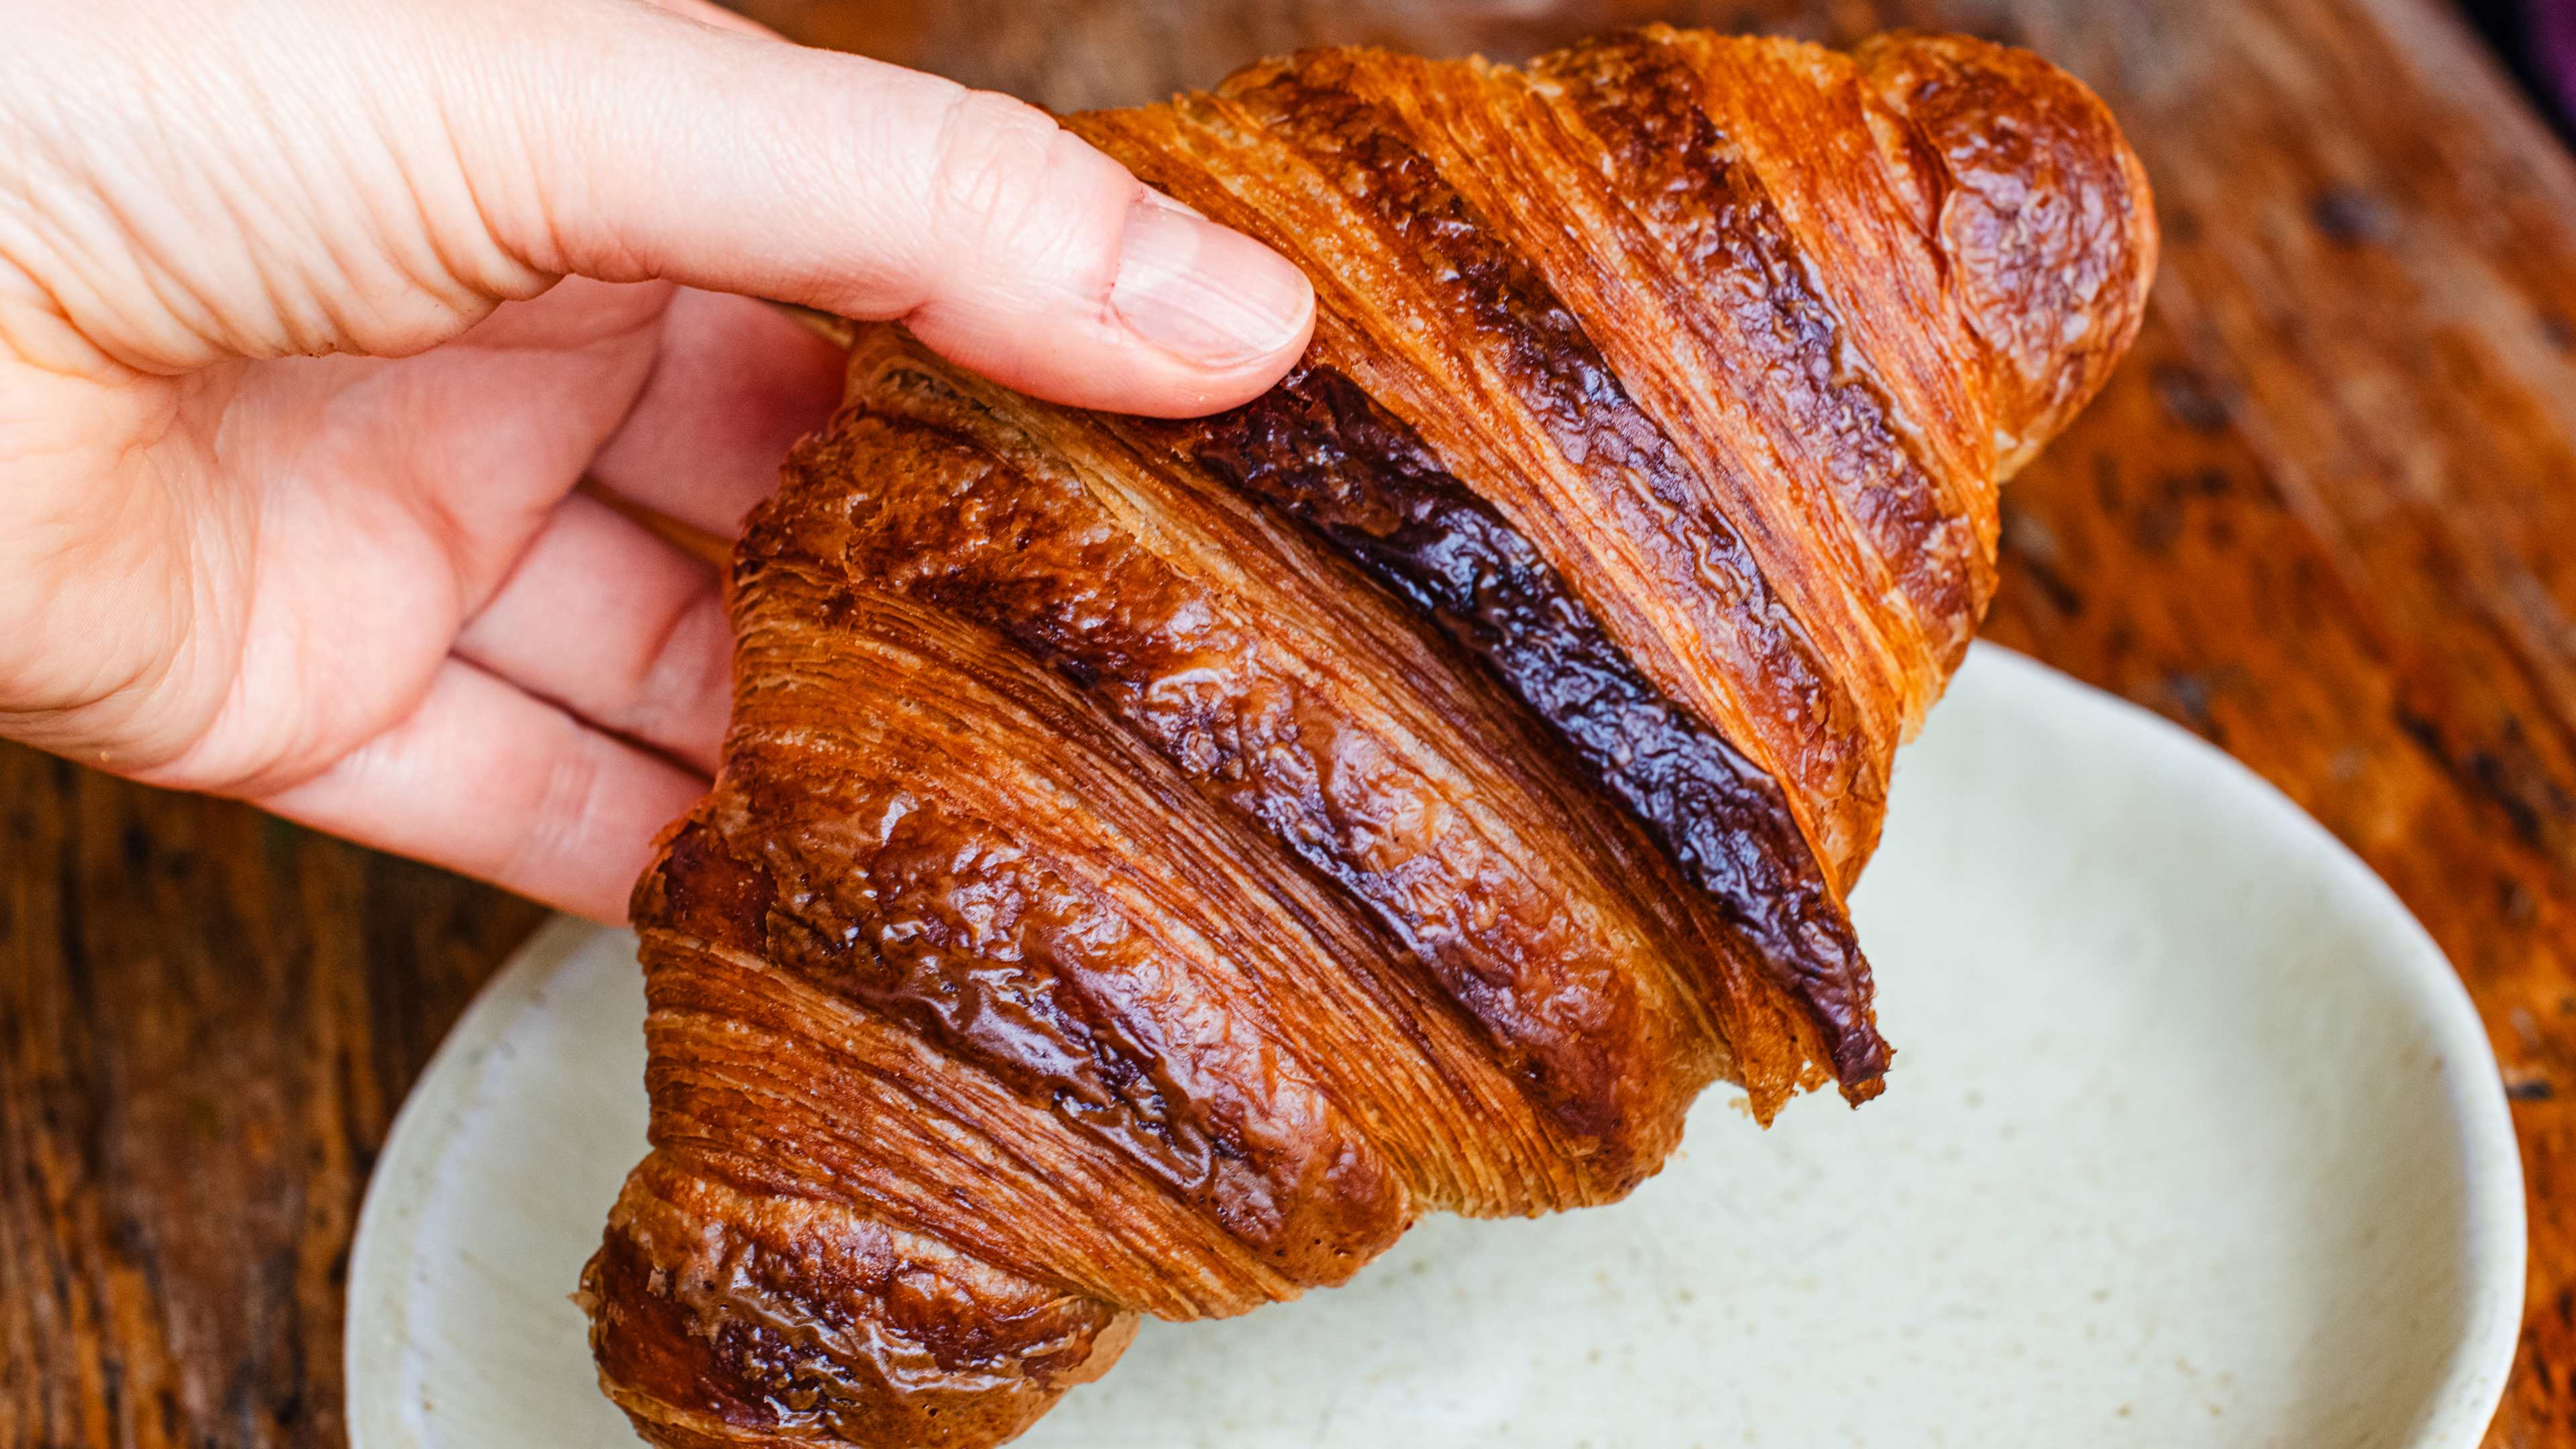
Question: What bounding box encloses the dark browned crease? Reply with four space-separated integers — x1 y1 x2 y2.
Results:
1128 366 1887 1097
1346 52 1924 753
1075 58 1885 886
820 349 1721 1178
1529 33 1984 674
701 568 1419 1283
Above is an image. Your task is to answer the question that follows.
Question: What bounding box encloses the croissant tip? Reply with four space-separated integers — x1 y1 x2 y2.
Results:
1855 31 2159 469
1839 1071 1891 1108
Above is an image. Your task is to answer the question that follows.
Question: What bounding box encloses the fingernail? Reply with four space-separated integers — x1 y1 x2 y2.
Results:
1110 196 1313 367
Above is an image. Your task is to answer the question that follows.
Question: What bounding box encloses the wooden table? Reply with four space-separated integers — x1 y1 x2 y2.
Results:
4 0 2573 1442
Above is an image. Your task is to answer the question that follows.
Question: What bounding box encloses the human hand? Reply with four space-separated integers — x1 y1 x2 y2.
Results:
0 0 1315 920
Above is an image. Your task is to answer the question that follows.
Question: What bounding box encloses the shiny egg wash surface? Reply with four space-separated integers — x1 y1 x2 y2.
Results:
583 25 2155 1449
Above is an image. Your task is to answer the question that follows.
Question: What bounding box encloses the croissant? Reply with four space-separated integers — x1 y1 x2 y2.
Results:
579 24 2153 1449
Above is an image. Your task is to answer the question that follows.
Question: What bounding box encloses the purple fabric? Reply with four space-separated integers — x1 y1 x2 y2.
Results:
2536 0 2576 124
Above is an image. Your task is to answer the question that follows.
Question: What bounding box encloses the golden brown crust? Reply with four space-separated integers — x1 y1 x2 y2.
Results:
1123 363 1886 1097
828 343 1722 1171
1851 32 2159 476
586 27 2153 1449
586 1162 1136 1449
1081 58 1886 889
1529 30 1988 696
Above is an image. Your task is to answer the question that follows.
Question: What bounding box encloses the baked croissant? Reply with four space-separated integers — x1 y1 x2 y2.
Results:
581 25 2153 1448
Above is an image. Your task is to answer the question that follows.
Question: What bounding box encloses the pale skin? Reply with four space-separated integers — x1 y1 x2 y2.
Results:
0 0 1316 920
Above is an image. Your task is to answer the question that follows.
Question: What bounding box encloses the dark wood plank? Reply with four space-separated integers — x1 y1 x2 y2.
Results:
0 744 545 1448
7 0 2574 1443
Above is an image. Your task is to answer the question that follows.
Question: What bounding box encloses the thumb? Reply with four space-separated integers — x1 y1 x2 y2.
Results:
455 0 1313 416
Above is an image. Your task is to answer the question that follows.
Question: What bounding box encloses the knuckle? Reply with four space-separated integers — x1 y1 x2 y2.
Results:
500 730 608 888
922 88 1094 248
611 576 728 754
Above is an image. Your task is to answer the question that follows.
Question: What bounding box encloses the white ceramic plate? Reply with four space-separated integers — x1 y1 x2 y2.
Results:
346 645 2526 1449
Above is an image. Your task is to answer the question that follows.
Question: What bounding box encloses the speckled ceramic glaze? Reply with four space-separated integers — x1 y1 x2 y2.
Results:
346 645 2524 1448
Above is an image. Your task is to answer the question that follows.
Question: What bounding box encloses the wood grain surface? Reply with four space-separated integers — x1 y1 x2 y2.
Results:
4 0 2573 1444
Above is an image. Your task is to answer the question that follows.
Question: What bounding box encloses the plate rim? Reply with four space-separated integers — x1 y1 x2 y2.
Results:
343 643 2528 1448
346 912 609 1449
